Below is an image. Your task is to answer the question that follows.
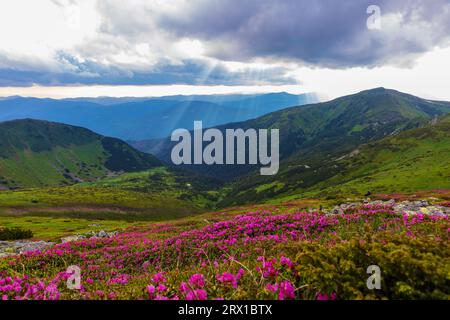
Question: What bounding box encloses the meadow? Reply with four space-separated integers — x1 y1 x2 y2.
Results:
1 202 449 300
0 167 222 233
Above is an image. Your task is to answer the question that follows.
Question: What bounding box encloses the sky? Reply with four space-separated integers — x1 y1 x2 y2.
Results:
0 0 449 100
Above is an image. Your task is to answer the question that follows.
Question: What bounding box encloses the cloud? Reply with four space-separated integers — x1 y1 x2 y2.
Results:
0 0 449 87
155 0 450 68
0 52 294 86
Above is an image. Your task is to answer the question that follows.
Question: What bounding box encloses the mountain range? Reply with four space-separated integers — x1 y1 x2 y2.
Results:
0 88 449 213
133 88 450 182
0 92 317 140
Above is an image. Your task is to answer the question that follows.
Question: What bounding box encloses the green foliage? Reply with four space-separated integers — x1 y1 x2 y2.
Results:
0 216 145 240
0 227 33 240
289 232 450 299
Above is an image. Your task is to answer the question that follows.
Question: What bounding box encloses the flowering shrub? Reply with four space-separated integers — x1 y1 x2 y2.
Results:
0 204 448 300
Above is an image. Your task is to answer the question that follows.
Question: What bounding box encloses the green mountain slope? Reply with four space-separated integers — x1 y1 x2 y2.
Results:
0 119 161 189
306 114 450 198
223 114 450 205
142 88 450 182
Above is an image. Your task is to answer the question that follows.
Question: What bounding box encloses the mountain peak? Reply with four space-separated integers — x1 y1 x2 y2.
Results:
360 87 391 94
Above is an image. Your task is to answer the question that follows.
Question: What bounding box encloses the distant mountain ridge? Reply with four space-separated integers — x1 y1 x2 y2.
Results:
0 92 317 140
62 92 314 105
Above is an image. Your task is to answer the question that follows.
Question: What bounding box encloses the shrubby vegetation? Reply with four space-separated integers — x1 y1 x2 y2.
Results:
289 233 449 299
0 227 33 241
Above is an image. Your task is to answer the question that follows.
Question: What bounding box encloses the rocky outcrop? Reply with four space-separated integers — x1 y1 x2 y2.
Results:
0 240 54 258
392 200 450 216
1 230 118 258
60 230 118 243
327 199 450 216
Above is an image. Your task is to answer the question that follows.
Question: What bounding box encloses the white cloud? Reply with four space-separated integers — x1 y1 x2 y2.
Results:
291 46 450 101
0 0 449 101
0 0 99 71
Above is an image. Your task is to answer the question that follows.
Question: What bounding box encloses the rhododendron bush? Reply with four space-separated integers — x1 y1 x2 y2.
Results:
1 204 449 300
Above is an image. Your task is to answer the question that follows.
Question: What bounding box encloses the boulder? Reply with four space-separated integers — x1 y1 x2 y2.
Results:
61 235 86 243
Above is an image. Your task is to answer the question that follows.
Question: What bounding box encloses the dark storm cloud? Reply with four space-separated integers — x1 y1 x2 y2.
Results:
1 0 449 87
0 53 294 87
157 0 450 68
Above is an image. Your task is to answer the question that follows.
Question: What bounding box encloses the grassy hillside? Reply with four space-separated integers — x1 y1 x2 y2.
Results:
0 166 222 221
0 119 225 220
305 114 450 198
0 119 161 189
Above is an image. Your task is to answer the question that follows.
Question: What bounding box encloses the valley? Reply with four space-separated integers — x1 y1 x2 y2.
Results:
0 88 449 300
1 88 450 222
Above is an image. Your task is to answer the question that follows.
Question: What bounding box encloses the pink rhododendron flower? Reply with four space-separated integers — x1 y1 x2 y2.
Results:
186 289 207 300
151 272 166 284
216 272 239 288
95 290 105 298
146 285 156 299
156 284 167 293
278 281 296 300
179 282 189 294
188 274 205 289
266 283 279 293
280 256 294 269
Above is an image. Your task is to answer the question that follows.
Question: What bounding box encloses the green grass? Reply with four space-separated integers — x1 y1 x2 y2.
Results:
0 167 221 223
0 216 145 240
0 119 160 189
255 181 285 193
0 166 222 239
0 142 108 188
304 119 450 198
